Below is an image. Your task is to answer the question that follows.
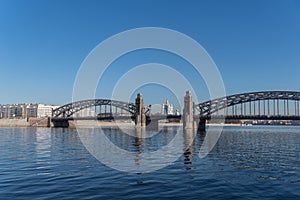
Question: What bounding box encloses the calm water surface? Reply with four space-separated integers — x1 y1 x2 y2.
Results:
0 126 299 199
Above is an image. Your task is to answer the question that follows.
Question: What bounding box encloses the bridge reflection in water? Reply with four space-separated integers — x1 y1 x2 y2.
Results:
51 91 300 131
78 126 202 170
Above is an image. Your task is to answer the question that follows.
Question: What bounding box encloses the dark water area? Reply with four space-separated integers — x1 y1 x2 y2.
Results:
0 126 299 199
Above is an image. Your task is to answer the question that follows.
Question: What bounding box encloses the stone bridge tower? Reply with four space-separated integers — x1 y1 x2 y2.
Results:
183 90 194 129
135 93 146 127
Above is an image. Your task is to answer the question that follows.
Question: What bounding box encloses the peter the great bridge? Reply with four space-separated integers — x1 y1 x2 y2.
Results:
51 91 300 131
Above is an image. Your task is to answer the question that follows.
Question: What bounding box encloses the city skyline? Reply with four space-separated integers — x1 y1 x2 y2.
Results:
0 98 178 117
1 0 300 106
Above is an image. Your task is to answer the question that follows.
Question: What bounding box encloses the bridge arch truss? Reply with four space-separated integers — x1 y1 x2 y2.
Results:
195 91 300 117
52 99 136 118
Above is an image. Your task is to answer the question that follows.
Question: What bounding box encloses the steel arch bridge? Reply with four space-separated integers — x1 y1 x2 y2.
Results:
52 99 137 118
195 91 300 118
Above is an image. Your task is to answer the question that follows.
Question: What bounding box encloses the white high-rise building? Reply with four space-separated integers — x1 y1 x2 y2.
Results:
37 104 59 118
73 107 96 117
162 99 174 115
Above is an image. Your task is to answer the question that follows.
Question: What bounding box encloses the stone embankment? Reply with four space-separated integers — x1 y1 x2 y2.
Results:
0 118 50 127
0 119 185 128
0 119 30 127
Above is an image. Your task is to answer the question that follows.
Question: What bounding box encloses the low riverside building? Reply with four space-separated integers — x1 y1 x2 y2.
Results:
0 104 36 118
26 104 38 118
0 104 38 119
0 105 8 118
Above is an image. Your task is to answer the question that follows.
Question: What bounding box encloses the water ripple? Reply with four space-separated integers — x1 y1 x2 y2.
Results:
0 127 299 199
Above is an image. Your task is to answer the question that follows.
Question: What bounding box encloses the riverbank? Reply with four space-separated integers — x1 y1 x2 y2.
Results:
0 119 249 128
0 118 50 127
0 119 29 127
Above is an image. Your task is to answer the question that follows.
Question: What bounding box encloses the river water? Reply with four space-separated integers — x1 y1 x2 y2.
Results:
0 126 299 199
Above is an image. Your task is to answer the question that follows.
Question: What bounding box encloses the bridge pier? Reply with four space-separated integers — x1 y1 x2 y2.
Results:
194 118 200 131
47 117 51 127
135 93 146 127
51 118 69 128
198 118 206 132
146 119 159 131
183 91 194 129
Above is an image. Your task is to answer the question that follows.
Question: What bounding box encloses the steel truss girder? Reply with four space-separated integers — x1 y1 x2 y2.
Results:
195 91 300 116
52 99 136 118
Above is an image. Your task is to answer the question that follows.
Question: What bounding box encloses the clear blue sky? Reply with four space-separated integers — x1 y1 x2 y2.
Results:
1 0 300 106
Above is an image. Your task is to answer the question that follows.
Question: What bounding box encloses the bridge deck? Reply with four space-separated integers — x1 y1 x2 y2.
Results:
200 115 300 120
52 114 182 121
